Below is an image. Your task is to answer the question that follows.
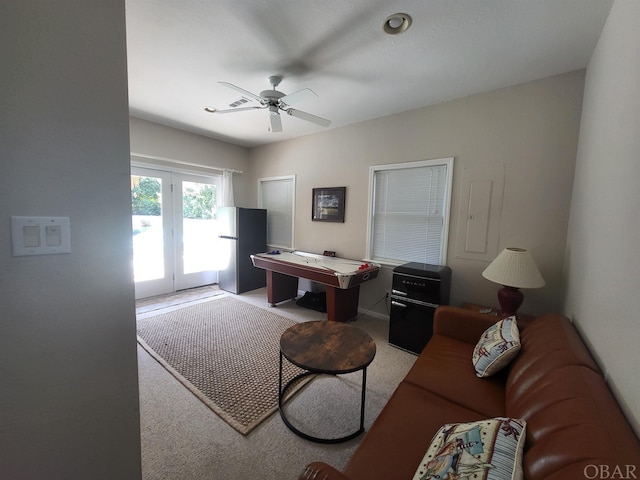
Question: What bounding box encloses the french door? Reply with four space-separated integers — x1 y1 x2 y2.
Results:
131 166 220 299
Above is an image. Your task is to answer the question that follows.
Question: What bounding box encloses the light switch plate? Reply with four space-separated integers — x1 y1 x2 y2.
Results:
11 216 71 256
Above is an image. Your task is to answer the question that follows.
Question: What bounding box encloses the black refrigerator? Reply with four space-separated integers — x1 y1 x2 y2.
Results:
389 263 452 354
217 207 267 294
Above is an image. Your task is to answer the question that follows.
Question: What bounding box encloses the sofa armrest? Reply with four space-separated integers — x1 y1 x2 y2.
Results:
433 306 503 344
298 462 350 480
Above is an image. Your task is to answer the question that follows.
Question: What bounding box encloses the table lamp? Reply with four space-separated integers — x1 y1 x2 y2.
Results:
481 247 545 316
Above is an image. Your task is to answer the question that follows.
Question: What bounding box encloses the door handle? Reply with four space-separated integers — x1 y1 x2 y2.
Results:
391 300 407 308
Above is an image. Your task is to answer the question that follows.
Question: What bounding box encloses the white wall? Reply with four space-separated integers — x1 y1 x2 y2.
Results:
0 2 141 478
249 71 585 317
129 117 252 205
565 0 640 434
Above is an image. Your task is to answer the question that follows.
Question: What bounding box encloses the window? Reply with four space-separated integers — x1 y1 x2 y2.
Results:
366 158 454 265
258 175 295 249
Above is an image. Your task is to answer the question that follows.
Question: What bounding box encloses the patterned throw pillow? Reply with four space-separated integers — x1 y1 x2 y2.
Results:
412 417 527 480
472 317 521 377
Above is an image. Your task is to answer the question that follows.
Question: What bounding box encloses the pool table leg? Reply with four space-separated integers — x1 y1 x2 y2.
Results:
266 270 299 306
326 285 360 322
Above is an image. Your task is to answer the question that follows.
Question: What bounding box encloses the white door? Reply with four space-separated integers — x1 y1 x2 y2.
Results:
131 167 220 299
174 173 219 290
131 167 174 298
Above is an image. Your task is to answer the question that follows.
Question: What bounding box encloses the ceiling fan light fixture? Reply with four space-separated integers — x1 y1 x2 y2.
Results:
211 77 331 132
383 13 412 35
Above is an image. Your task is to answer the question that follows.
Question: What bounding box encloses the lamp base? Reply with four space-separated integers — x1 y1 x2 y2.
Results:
497 286 524 316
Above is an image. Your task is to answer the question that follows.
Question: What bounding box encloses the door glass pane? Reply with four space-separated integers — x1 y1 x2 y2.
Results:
131 175 164 282
182 180 217 274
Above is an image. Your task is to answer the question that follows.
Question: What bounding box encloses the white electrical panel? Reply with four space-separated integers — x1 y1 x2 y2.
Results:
11 216 71 256
454 162 505 262
464 180 493 254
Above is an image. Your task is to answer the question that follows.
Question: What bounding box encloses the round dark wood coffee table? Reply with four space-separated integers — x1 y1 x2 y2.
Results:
278 320 377 444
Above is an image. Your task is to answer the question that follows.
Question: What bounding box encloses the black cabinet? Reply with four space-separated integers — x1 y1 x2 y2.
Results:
389 262 451 354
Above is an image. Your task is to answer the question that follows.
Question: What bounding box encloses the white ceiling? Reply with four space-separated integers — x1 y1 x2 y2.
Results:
125 0 613 148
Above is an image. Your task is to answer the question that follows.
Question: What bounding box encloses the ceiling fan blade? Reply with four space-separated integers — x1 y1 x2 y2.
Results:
204 105 264 114
286 108 331 128
279 88 318 107
269 112 282 132
218 82 265 104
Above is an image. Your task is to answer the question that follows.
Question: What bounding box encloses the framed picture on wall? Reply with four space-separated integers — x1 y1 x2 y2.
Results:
312 187 346 222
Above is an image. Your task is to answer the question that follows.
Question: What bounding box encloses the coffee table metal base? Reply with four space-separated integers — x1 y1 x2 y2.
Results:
278 352 368 444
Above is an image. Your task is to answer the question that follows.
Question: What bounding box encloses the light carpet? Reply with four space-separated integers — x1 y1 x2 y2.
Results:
136 295 311 435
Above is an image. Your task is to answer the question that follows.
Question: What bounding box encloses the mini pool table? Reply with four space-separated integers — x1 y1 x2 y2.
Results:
250 251 380 322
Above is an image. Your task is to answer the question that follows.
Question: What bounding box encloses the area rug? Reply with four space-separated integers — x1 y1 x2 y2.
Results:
136 296 312 435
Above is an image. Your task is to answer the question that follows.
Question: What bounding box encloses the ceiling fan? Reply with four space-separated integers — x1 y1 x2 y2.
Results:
204 75 331 133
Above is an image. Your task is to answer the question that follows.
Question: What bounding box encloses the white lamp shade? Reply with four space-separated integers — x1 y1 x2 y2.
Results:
482 247 545 289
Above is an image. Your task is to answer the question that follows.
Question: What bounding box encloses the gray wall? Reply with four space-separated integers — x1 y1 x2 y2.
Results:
565 0 640 434
1 2 141 478
131 73 584 320
2 1 637 475
248 71 585 318
129 117 251 203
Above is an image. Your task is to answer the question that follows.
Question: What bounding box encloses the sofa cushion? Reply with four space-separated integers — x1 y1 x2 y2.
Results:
434 306 507 344
507 315 640 479
507 314 600 387
404 334 506 418
343 382 486 480
412 417 526 480
508 365 640 479
472 317 521 377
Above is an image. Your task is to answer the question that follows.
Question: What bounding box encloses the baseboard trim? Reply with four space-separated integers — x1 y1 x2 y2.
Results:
357 307 389 322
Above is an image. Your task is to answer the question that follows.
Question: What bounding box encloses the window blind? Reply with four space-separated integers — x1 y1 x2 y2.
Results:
259 177 294 249
371 163 449 264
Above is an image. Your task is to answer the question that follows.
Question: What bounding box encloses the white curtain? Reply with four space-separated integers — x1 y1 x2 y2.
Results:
222 169 235 207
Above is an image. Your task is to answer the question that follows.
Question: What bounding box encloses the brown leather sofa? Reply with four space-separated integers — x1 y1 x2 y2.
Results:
299 306 640 480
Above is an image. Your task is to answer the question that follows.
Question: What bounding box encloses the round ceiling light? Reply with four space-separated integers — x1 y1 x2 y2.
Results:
383 13 412 35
